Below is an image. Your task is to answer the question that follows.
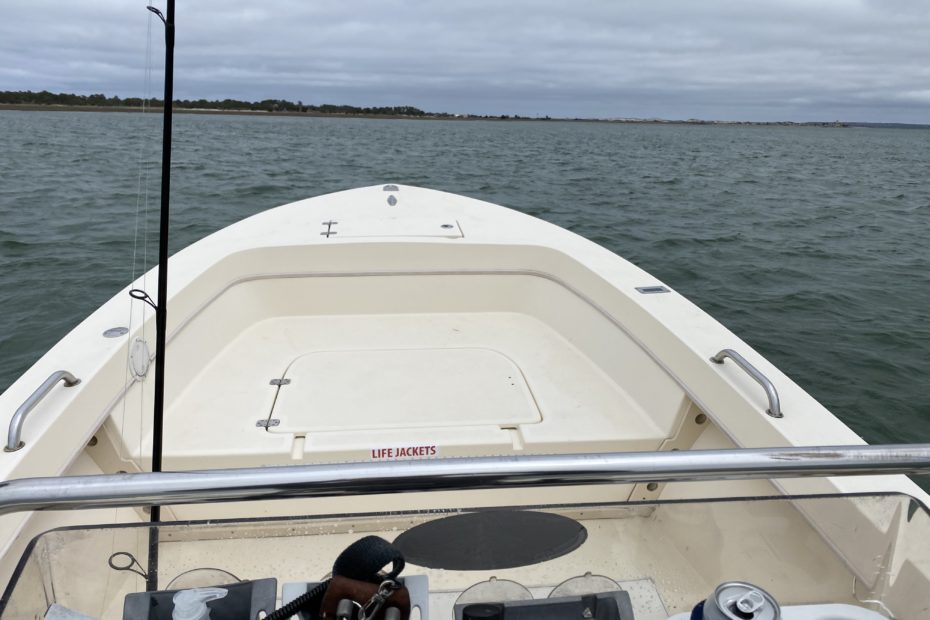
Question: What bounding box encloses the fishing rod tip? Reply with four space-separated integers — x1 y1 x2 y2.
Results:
146 6 166 24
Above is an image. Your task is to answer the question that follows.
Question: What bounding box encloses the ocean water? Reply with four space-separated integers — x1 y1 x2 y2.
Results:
1 110 928 450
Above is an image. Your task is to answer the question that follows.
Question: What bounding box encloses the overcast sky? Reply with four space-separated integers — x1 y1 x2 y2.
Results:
2 0 928 122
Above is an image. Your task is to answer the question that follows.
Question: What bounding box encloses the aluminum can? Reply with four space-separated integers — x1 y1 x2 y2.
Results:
702 581 780 620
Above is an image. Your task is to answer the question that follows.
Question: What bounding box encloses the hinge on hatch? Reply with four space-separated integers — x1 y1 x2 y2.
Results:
256 419 281 428
269 378 291 386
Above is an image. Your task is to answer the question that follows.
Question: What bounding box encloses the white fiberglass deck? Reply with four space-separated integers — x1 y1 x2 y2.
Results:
163 310 663 468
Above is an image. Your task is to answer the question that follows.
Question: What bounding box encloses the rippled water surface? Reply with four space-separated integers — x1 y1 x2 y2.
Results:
1 110 928 448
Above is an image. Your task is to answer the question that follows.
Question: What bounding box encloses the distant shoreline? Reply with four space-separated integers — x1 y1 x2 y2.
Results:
1 103 927 129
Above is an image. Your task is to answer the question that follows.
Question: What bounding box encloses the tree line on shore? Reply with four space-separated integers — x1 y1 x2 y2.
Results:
0 90 551 120
0 90 437 117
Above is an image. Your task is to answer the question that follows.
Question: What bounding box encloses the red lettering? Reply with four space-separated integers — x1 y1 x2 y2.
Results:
371 445 438 460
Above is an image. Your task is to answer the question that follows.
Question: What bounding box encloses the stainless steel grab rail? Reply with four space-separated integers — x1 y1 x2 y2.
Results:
0 444 928 516
5 371 80 452
711 349 782 418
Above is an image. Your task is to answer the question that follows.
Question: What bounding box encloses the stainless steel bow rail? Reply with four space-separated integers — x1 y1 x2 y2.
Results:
711 349 782 418
5 371 80 452
1 445 929 516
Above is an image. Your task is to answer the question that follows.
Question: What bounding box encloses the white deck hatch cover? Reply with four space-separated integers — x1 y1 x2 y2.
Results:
269 347 540 434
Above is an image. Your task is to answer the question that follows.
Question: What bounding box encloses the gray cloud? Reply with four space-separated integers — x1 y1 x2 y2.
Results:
2 0 928 121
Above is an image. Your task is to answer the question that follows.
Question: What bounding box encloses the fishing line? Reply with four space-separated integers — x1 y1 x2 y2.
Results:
118 1 156 466
107 10 156 609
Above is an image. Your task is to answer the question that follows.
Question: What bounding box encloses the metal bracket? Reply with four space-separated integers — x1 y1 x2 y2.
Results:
269 378 291 386
256 419 281 428
320 220 338 238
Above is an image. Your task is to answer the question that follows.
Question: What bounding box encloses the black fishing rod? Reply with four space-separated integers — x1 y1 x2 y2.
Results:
144 0 174 592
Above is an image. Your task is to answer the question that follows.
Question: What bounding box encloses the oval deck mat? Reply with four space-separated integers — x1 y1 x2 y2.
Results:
393 510 587 570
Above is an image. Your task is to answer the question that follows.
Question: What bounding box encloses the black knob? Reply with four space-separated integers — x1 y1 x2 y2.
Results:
462 603 505 619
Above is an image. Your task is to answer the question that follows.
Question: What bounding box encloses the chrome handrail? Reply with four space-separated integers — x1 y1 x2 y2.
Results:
711 349 782 418
5 371 81 452
0 444 928 516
